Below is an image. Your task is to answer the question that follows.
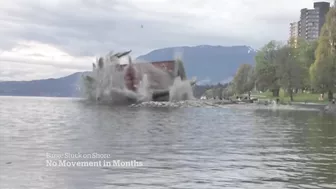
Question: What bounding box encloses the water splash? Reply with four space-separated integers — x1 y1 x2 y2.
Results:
80 51 195 105
169 77 194 102
137 74 151 102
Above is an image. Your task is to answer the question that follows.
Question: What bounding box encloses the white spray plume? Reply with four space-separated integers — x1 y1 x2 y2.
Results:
80 50 195 105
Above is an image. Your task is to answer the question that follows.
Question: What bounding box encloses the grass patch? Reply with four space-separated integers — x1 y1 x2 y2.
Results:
251 90 331 103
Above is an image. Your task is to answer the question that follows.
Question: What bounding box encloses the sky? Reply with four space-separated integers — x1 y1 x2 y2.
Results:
0 0 334 81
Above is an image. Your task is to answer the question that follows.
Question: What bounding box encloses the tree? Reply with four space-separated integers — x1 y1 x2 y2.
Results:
310 6 336 101
310 55 336 99
222 83 235 99
295 38 318 90
255 41 282 96
275 45 303 101
204 89 214 99
256 41 307 101
245 66 256 99
233 64 254 96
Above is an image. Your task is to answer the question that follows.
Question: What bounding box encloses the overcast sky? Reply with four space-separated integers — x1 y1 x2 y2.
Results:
0 0 334 81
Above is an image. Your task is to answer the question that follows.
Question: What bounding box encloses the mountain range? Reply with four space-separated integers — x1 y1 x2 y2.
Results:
0 45 257 97
137 45 256 84
0 73 83 97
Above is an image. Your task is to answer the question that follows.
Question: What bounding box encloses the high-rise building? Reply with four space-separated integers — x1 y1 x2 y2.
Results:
290 22 299 38
298 8 307 40
296 1 330 41
289 22 299 47
314 2 330 34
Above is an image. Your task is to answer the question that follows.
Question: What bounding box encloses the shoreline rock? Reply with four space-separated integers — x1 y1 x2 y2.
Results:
323 103 336 114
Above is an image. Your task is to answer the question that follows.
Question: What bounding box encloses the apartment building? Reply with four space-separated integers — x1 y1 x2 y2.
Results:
291 1 330 42
300 8 320 41
289 22 299 47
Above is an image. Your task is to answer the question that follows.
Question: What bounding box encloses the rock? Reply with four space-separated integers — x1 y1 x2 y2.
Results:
323 103 336 114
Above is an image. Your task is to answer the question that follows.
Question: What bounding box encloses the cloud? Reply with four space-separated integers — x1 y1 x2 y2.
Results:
0 0 333 80
0 41 92 80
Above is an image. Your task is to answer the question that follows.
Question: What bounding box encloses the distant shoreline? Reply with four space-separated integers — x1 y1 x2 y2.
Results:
0 95 82 99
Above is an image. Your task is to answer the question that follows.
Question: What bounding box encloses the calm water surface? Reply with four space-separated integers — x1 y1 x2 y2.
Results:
0 96 335 189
